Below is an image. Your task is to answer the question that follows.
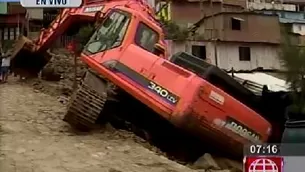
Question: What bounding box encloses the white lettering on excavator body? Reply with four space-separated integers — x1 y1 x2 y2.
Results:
224 118 261 143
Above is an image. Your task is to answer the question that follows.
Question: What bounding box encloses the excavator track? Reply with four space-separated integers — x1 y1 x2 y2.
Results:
63 82 107 131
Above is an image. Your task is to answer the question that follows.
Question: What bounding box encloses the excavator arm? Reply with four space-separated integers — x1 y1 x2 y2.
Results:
9 0 162 78
35 0 156 53
9 1 110 77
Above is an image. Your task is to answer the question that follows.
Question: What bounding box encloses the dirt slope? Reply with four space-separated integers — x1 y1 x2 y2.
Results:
0 78 196 172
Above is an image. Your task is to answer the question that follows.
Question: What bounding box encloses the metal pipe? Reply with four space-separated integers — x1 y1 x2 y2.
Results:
210 0 218 66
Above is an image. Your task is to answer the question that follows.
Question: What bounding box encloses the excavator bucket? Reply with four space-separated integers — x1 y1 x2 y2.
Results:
10 36 52 78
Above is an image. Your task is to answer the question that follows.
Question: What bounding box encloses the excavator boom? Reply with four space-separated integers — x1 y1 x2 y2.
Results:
10 0 157 78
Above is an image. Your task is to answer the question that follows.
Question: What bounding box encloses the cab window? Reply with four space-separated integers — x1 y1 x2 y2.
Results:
86 10 131 54
135 23 159 53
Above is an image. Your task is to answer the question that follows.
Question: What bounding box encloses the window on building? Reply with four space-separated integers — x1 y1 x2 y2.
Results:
4 28 8 40
16 27 20 38
135 23 159 53
191 45 206 60
231 17 242 30
299 5 305 12
239 46 251 61
9 28 15 40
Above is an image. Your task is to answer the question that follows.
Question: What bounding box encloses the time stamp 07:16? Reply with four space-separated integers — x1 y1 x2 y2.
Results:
245 143 305 156
245 144 280 156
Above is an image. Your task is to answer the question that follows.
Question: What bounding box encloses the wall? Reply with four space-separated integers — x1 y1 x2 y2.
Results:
0 2 7 14
170 1 244 27
214 42 281 70
261 10 305 23
223 14 280 43
247 2 296 11
167 40 281 71
261 10 305 35
7 2 25 14
26 9 43 20
292 23 305 35
197 13 281 43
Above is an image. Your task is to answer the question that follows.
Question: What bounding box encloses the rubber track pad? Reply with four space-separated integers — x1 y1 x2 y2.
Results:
63 83 107 131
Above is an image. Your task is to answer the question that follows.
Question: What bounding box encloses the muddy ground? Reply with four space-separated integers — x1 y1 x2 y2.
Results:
0 77 199 172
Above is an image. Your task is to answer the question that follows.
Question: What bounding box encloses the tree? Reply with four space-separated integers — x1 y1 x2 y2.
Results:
73 25 95 54
160 19 189 41
279 30 305 116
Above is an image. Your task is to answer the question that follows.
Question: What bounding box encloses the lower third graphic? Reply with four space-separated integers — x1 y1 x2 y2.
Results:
244 156 283 172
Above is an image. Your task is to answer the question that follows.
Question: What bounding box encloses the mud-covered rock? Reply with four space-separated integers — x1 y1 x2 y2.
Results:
213 158 242 172
41 67 61 81
26 49 87 96
193 153 221 170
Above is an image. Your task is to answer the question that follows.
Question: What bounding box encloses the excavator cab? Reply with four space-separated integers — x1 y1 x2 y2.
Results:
82 5 167 64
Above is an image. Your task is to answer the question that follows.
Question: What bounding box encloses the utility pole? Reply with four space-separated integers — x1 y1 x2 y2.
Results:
25 10 30 37
200 0 204 18
210 0 218 66
17 14 19 37
73 53 77 90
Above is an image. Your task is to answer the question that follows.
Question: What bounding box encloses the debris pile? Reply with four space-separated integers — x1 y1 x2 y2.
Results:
192 154 242 172
30 49 87 96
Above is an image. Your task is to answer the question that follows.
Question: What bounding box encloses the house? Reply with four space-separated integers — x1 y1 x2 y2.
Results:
0 2 26 42
155 0 246 27
259 10 305 35
0 2 44 43
167 12 282 71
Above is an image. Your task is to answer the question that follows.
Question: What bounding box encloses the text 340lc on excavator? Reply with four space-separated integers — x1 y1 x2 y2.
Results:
10 0 275 163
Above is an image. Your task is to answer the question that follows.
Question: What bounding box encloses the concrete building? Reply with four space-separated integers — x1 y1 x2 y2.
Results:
167 12 282 71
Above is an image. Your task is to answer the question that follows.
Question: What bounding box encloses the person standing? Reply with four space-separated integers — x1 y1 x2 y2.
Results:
0 45 3 82
1 55 10 83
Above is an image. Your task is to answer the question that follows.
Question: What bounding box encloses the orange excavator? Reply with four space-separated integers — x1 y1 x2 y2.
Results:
10 0 273 158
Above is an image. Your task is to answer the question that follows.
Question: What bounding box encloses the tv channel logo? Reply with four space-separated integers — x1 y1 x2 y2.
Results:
244 156 283 172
